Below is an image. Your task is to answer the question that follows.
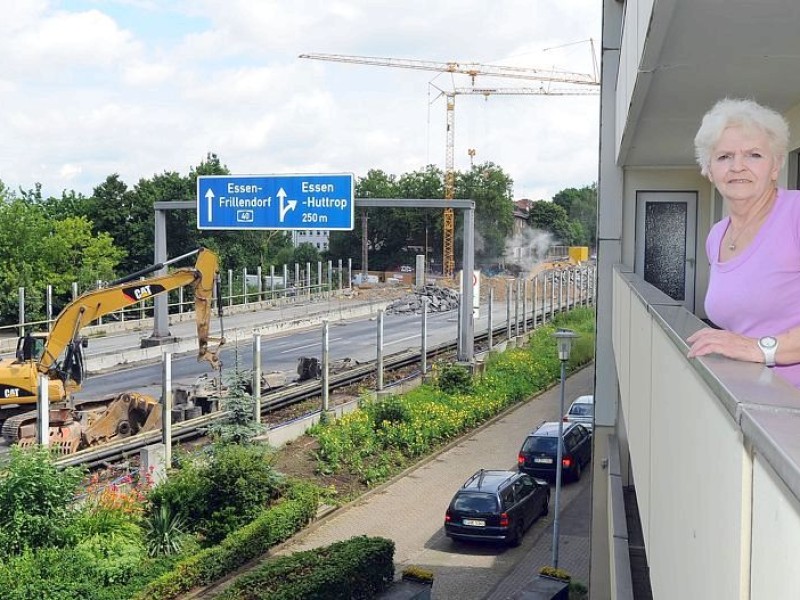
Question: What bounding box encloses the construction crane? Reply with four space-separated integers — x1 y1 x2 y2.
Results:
298 53 598 86
299 53 599 278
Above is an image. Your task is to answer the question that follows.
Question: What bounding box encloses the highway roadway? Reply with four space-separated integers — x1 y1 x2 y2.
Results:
72 306 465 402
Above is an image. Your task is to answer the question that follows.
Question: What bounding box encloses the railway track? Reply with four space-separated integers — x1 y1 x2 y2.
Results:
53 343 448 469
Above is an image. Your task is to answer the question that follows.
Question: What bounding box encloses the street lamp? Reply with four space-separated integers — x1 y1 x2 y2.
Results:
552 327 579 569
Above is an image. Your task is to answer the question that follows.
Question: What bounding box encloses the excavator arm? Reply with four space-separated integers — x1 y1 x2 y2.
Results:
38 247 223 375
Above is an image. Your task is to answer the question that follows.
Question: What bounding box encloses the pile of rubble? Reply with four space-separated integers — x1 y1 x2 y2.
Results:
384 284 460 315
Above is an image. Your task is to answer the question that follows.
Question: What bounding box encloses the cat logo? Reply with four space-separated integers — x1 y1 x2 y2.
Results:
3 388 20 398
132 285 153 300
122 283 168 302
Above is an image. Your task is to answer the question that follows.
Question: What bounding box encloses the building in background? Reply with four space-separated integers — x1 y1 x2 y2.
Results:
512 199 531 236
291 230 329 251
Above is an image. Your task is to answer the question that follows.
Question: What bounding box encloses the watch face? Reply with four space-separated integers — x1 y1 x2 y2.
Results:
761 337 777 349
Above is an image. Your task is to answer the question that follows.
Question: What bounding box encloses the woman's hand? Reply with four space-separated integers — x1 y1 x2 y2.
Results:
686 327 762 363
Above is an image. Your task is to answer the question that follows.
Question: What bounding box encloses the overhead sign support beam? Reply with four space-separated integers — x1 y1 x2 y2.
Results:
153 196 475 361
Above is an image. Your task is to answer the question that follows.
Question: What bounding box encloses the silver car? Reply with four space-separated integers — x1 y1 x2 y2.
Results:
564 394 594 431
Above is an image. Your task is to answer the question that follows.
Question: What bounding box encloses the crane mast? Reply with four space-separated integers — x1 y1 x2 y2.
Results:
300 52 599 278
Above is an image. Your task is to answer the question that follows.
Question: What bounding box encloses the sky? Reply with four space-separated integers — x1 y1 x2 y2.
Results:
1 0 601 203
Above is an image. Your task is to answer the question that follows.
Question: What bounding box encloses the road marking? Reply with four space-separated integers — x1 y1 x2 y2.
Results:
386 334 420 346
280 338 343 354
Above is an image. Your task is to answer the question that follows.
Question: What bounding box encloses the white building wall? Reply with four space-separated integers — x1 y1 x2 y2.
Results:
751 457 800 598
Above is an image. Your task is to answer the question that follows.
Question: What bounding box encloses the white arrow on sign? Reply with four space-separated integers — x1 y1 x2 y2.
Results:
277 188 297 222
205 188 215 222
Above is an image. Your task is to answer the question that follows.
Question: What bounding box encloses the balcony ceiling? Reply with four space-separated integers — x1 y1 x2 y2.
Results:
623 0 800 167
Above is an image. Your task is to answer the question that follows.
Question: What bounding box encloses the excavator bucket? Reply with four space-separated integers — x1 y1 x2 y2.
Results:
82 392 161 447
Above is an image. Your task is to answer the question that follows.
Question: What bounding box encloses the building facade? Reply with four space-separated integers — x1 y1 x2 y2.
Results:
292 229 329 251
595 1 800 597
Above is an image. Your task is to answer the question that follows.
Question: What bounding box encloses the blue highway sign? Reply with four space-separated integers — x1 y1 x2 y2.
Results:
196 173 354 230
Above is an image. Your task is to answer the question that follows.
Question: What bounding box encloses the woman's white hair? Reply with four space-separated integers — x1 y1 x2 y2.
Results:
693 98 790 176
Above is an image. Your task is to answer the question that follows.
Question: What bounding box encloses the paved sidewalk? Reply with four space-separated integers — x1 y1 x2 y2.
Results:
485 459 591 599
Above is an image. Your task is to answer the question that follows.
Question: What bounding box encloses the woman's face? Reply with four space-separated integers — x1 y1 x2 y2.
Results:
708 126 780 203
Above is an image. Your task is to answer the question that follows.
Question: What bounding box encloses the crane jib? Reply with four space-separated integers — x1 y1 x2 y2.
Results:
122 283 168 302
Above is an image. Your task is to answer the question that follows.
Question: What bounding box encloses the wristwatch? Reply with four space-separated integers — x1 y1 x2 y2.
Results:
758 336 779 367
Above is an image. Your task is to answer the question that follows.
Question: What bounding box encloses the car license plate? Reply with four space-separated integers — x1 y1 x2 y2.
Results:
463 519 485 527
534 457 553 464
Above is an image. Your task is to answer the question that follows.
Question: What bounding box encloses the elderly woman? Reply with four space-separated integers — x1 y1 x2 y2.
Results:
687 98 800 388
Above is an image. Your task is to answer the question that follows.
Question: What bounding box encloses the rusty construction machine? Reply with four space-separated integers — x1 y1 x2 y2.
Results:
0 247 225 453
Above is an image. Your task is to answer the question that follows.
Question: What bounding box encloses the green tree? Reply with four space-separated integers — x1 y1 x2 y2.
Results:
293 242 322 266
552 184 597 247
0 193 51 322
38 189 92 221
41 217 125 296
457 162 515 265
0 446 84 556
397 165 445 269
83 173 154 275
527 200 575 245
329 169 402 270
0 188 125 326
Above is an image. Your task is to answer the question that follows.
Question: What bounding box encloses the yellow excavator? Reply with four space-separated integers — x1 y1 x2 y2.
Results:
0 247 225 452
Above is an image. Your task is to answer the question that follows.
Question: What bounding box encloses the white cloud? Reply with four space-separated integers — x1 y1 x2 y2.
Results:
0 0 601 201
123 60 175 86
6 9 139 76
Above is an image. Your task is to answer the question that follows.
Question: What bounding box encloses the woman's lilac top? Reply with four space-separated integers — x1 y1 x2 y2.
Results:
705 188 800 388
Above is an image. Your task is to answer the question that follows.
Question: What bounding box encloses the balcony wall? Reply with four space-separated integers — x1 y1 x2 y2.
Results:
612 265 800 598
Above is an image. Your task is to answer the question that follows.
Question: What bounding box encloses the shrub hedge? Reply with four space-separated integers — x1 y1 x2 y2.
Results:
134 481 319 600
215 536 395 600
313 307 595 485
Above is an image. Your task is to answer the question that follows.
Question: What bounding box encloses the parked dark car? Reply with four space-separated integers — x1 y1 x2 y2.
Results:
444 469 550 546
517 421 592 482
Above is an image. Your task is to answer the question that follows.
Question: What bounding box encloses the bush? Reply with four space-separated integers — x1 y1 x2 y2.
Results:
215 536 395 600
0 542 179 600
0 446 84 556
147 443 284 544
436 362 473 395
146 457 209 530
135 481 320 600
74 532 147 585
539 565 571 581
368 396 410 425
402 565 435 583
199 443 285 544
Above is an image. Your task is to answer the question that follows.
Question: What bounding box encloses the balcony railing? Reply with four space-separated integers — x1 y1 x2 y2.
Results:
612 264 800 598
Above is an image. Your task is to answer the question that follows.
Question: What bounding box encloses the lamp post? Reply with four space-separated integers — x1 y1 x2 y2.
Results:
552 327 579 569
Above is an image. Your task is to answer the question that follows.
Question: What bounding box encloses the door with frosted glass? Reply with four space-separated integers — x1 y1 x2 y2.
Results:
635 191 697 311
